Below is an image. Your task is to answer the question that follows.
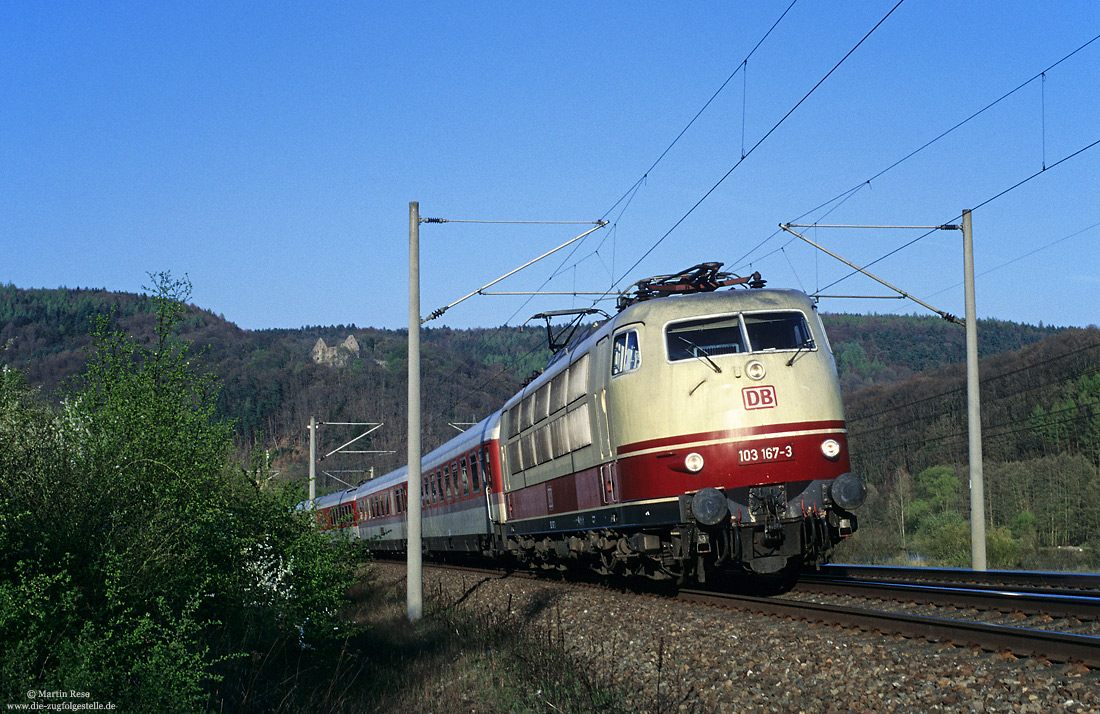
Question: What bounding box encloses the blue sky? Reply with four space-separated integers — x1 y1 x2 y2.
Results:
2 2 1098 331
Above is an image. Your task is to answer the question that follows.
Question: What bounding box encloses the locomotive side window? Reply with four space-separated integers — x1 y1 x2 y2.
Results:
743 312 813 351
611 330 641 375
534 384 550 423
666 315 745 361
565 403 593 450
550 414 571 457
507 440 523 474
535 424 552 464
567 354 589 404
505 407 519 438
550 371 567 413
521 433 536 468
520 395 534 431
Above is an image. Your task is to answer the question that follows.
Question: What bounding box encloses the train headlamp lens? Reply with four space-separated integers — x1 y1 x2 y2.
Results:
691 487 728 526
820 439 841 461
830 472 866 511
684 452 704 473
746 361 766 380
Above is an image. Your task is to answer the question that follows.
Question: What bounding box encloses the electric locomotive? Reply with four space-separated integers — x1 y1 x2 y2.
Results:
312 263 866 586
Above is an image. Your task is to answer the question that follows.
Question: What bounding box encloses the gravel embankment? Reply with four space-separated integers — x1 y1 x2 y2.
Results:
373 561 1100 713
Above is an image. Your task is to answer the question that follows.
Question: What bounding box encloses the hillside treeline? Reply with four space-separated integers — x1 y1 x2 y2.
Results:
1 284 551 490
841 327 1100 568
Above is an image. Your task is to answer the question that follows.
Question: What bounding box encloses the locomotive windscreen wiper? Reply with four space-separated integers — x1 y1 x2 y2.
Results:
676 336 722 373
786 337 816 366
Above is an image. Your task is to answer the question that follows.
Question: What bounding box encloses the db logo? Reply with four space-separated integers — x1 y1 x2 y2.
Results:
743 385 777 410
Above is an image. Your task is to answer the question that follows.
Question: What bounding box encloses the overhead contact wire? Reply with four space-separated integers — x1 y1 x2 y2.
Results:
600 0 801 222
608 0 907 298
735 32 1100 274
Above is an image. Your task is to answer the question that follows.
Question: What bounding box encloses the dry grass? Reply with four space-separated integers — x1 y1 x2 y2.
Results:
212 564 633 713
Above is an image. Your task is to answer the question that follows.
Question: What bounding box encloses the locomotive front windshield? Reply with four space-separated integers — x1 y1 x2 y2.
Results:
666 315 745 361
743 312 813 351
666 311 812 362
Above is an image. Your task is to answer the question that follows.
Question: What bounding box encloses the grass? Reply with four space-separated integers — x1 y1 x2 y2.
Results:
340 565 629 713
211 563 685 713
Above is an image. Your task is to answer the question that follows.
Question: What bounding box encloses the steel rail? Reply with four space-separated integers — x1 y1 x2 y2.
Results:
794 577 1100 620
810 564 1100 591
677 588 1100 668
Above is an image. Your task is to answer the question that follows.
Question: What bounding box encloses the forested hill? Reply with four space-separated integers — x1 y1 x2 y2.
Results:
821 313 1068 392
0 283 1076 477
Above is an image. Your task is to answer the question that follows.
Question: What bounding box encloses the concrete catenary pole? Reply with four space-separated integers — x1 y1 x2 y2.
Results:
308 416 317 508
963 209 987 571
407 202 423 620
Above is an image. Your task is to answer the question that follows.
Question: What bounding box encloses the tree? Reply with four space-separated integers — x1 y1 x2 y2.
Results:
0 273 359 712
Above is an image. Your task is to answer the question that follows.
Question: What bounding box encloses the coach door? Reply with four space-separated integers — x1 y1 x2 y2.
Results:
592 336 613 461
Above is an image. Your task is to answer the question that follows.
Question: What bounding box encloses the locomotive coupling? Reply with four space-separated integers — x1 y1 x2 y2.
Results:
828 472 867 511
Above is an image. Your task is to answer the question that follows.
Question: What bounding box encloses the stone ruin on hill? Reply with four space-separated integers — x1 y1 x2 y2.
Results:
311 335 360 368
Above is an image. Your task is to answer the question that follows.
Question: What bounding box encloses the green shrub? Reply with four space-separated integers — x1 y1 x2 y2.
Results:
0 273 360 712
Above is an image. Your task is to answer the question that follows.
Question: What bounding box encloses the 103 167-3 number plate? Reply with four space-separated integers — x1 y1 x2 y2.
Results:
738 443 794 465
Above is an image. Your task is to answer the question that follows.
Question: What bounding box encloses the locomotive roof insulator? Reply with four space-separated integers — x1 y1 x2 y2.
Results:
616 261 766 311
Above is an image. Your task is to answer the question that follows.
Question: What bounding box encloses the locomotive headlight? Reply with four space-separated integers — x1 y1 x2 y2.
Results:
820 439 842 461
691 487 728 526
684 452 705 473
746 360 766 380
829 472 866 511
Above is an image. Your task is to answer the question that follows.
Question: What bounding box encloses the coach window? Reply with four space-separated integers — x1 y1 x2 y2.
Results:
612 330 641 376
469 453 480 491
460 458 470 496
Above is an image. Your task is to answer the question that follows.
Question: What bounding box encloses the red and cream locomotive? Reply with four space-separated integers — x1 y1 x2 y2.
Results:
312 263 865 585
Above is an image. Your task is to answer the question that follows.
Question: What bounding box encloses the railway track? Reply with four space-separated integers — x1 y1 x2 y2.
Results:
808 563 1100 592
679 587 1100 669
411 559 1100 668
795 568 1100 622
680 564 1100 668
